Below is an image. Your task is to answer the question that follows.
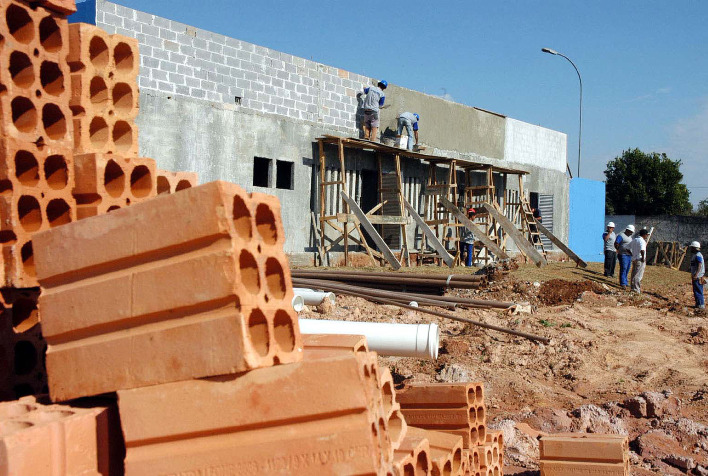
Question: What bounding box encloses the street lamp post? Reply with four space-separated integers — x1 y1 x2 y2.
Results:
542 47 582 178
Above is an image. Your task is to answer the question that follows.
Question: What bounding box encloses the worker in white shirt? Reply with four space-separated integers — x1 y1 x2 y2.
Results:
629 228 649 293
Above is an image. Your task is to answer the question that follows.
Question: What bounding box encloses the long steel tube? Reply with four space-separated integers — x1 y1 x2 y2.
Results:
293 269 486 282
292 272 482 290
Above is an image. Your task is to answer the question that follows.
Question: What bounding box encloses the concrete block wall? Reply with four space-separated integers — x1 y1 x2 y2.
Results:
90 0 366 130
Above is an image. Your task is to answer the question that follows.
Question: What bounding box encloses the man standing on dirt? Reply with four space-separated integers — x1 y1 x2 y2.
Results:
459 207 476 267
629 229 648 293
690 241 705 309
603 221 617 278
615 224 635 289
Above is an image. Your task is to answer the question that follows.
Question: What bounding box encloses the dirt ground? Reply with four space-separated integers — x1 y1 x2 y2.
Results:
298 261 708 474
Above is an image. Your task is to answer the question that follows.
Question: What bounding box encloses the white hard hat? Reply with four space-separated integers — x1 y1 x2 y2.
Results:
626 224 635 232
607 222 615 228
690 241 701 249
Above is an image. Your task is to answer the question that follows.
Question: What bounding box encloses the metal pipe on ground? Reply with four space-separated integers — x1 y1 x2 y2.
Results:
293 269 486 283
294 278 549 344
299 319 440 360
392 291 515 310
291 272 483 290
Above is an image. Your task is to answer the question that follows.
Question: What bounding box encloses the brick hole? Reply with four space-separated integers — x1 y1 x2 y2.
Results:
21 241 35 277
130 165 152 198
475 385 483 403
478 425 486 443
452 448 462 474
239 250 260 294
107 205 121 212
40 61 64 96
13 340 36 375
6 4 34 44
12 296 38 333
0 230 17 244
156 176 170 194
38 15 62 52
41 103 66 140
493 467 500 476
89 35 109 69
13 384 34 398
473 451 479 468
255 203 277 245
75 193 100 205
113 41 134 73
0 420 33 437
477 405 485 424
492 446 499 464
272 309 295 352
89 75 108 105
247 309 269 357
264 257 286 299
0 403 35 419
378 416 390 452
403 463 414 476
44 154 68 189
18 195 42 231
112 120 133 153
11 96 37 132
103 158 125 197
0 179 12 196
112 82 133 113
387 409 404 443
442 460 453 476
89 116 109 148
416 451 428 475
47 198 71 227
467 386 476 405
35 409 74 422
469 406 476 425
232 195 252 239
381 380 394 416
9 51 34 88
175 179 191 191
14 150 39 186
470 427 478 444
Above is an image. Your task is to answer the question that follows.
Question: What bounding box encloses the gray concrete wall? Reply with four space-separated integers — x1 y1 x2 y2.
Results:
88 0 571 260
606 215 708 245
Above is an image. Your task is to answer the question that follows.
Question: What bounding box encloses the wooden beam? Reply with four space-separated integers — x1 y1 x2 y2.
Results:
340 191 401 270
535 222 587 268
481 203 547 267
310 211 326 266
439 196 510 260
402 197 454 267
337 214 411 225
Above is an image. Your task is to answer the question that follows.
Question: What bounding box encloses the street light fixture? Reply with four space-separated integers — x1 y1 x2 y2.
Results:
542 47 582 178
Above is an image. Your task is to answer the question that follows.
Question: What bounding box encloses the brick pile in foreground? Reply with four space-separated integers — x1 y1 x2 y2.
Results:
0 2 630 475
0 0 198 402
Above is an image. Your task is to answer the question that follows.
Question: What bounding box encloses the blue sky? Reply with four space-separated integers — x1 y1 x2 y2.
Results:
101 1 708 205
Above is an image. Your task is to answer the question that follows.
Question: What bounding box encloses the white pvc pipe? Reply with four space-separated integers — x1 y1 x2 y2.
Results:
293 288 336 306
299 318 439 360
292 295 305 313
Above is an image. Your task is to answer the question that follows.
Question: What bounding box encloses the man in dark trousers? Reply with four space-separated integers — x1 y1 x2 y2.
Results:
602 221 617 277
459 207 476 267
690 241 705 309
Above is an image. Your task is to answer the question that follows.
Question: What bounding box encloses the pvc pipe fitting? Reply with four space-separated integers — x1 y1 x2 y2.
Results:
292 295 305 313
299 318 439 360
293 288 336 306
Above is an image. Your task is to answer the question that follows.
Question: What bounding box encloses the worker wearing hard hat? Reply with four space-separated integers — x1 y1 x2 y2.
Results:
690 241 705 309
361 80 387 142
602 221 617 278
614 224 635 289
396 112 419 151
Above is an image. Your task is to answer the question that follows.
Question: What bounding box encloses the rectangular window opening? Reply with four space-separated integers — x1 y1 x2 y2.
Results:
276 160 294 190
253 157 272 187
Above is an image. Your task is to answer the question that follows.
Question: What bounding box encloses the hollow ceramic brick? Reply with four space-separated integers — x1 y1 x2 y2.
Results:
539 433 628 464
156 169 199 195
0 396 118 474
302 333 369 356
406 427 464 476
67 23 112 74
397 382 483 409
392 432 431 476
250 191 286 250
110 34 139 81
117 355 387 475
36 0 77 15
401 408 473 430
539 460 627 476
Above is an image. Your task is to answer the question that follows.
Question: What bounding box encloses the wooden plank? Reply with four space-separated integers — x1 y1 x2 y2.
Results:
481 203 547 267
336 213 411 225
536 221 587 268
340 191 401 270
402 197 454 268
310 212 326 266
439 196 510 260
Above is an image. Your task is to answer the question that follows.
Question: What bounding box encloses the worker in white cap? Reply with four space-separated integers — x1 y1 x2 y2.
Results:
690 241 705 309
602 221 617 278
629 228 649 293
614 224 635 289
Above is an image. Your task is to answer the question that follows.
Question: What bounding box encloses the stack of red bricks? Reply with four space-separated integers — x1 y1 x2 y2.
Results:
0 0 199 402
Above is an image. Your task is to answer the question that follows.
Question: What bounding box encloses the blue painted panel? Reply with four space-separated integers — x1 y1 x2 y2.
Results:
569 178 605 262
69 0 96 24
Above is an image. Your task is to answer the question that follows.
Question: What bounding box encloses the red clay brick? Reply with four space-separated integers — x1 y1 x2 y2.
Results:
118 354 389 475
32 181 301 400
393 432 431 476
302 333 369 356
0 396 118 474
397 382 483 408
540 460 627 476
156 169 199 195
540 433 628 463
407 426 464 476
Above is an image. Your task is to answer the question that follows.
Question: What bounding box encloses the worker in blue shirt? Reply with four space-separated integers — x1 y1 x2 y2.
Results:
690 241 705 309
361 80 387 141
397 112 419 151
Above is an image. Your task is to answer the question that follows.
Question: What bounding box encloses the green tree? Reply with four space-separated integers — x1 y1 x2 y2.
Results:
695 198 708 217
604 148 692 215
